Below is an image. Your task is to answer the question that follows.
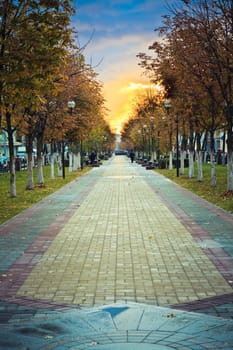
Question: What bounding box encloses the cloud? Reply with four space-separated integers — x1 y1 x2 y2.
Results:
73 0 169 132
83 32 157 81
90 34 145 51
103 75 152 132
81 31 160 132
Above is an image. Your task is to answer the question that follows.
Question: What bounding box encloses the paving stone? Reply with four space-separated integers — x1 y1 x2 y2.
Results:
0 156 233 347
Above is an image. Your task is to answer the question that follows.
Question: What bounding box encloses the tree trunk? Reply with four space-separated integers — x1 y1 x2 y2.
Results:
69 152 73 172
209 130 216 188
196 133 203 182
210 151 216 187
50 153 55 179
169 151 173 170
180 150 185 175
188 118 195 178
180 118 187 175
77 152 81 169
57 152 62 176
49 143 55 179
197 151 203 182
152 151 157 162
8 137 16 197
72 153 77 171
26 153 34 190
203 151 208 164
227 152 233 191
36 134 44 184
25 134 34 190
226 115 233 191
188 151 194 178
222 132 226 154
6 111 16 197
37 156 44 184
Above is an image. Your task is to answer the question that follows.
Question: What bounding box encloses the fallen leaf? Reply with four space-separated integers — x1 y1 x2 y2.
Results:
44 335 54 340
163 313 176 318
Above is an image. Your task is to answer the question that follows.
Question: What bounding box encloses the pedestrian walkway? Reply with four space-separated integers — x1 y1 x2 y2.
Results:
0 155 233 349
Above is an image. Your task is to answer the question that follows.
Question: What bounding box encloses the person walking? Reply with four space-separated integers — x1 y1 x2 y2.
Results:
129 150 135 163
89 151 96 165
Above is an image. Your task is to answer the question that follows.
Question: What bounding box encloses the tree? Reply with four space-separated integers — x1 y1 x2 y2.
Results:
0 0 74 196
173 0 233 190
121 90 165 161
137 0 233 190
43 51 110 174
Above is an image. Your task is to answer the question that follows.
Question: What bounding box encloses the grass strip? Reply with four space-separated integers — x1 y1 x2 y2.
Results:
155 164 233 214
0 166 91 225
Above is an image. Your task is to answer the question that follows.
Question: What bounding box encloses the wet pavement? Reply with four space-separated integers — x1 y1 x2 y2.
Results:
0 155 233 349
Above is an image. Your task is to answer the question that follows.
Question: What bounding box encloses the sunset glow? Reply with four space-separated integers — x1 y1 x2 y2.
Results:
104 81 163 133
120 82 162 92
74 1 174 135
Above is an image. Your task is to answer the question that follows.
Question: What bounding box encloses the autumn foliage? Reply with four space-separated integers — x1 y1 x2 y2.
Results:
0 1 114 197
127 0 233 191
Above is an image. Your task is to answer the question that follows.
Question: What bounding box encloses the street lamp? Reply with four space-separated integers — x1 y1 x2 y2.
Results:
164 99 179 177
67 100 76 111
143 124 147 161
150 116 155 162
137 130 142 160
102 135 107 155
164 99 171 110
62 100 76 179
175 114 179 177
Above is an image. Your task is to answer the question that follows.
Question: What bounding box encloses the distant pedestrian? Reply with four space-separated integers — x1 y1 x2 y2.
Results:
15 155 21 171
89 151 96 164
129 150 135 163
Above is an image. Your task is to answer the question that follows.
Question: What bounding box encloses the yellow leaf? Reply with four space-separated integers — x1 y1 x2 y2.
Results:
44 335 54 339
163 313 176 318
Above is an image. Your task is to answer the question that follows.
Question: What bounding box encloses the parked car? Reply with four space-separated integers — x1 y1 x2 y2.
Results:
115 149 128 155
0 156 9 172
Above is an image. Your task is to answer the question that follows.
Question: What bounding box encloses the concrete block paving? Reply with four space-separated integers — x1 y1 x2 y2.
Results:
15 157 232 307
0 156 233 348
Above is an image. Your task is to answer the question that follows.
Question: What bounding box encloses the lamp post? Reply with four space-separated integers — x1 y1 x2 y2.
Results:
137 130 142 160
67 100 76 111
80 139 83 169
61 136 65 179
164 100 172 169
143 124 147 161
102 135 107 156
150 116 155 162
164 99 179 177
64 100 76 178
175 114 179 177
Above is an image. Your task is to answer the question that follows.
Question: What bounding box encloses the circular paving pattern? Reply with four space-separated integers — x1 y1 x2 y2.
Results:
40 339 179 350
1 304 232 350
91 344 172 350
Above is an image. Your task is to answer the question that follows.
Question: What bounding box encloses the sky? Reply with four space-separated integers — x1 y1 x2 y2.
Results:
72 0 176 133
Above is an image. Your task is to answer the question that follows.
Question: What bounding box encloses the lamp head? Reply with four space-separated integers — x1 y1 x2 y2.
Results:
67 100 76 109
